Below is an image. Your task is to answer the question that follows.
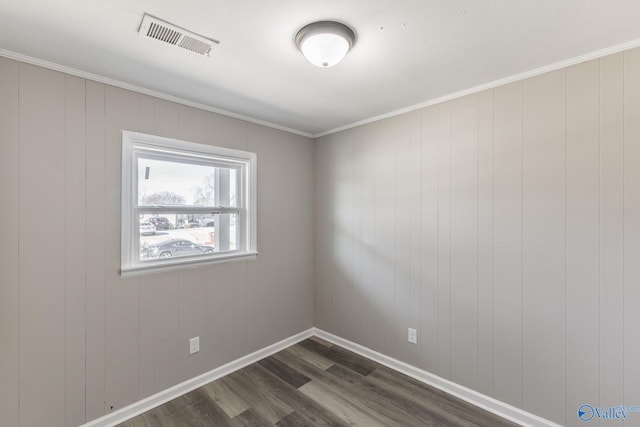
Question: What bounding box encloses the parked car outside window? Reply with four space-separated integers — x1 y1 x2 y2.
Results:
148 239 214 258
148 216 173 230
139 222 156 236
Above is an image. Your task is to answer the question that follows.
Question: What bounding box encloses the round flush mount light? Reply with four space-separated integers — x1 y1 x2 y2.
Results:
295 21 356 68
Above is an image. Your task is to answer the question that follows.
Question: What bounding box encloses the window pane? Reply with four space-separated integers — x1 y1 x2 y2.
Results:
213 213 238 252
138 157 238 208
138 213 237 261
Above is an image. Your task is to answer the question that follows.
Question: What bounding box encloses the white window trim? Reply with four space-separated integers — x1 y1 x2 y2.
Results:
121 130 257 276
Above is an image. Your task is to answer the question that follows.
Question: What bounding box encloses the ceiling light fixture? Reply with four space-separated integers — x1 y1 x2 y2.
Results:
295 21 356 68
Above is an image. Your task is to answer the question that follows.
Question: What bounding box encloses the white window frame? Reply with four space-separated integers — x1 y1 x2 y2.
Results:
121 130 257 276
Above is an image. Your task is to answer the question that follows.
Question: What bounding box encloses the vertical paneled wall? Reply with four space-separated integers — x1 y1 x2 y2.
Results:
0 58 314 427
19 64 68 427
315 47 640 426
0 57 20 427
623 44 640 409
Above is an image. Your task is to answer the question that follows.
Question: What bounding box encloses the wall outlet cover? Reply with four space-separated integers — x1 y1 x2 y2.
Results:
408 328 418 345
189 336 200 354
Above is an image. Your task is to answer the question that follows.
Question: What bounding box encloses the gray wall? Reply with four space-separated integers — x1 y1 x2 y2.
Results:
3 45 639 427
0 58 315 427
315 48 640 426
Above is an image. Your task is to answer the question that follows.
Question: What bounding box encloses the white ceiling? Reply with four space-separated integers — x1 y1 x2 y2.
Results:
1 0 640 136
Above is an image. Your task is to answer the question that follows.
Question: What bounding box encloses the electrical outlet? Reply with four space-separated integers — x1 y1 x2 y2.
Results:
189 336 200 354
408 328 418 345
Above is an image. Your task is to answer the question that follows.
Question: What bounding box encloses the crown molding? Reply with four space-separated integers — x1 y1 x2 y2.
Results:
0 48 314 139
314 37 640 138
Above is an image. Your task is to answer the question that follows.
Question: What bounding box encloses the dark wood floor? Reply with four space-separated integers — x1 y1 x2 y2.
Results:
119 337 520 426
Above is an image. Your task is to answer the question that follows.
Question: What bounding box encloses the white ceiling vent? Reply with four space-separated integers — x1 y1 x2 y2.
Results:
138 14 219 57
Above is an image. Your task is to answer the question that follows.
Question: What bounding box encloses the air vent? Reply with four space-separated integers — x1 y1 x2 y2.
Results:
138 14 219 56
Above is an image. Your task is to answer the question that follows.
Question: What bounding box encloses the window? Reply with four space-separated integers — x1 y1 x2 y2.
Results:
121 131 257 275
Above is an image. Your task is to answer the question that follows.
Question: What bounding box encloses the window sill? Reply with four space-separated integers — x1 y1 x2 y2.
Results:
120 252 258 277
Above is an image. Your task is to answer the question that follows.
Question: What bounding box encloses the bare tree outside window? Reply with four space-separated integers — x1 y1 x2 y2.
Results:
140 191 186 206
193 173 215 206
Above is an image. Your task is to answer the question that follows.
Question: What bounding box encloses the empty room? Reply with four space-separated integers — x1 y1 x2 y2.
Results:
1 1 640 426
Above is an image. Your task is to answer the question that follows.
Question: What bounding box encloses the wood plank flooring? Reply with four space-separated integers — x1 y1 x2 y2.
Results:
119 337 520 426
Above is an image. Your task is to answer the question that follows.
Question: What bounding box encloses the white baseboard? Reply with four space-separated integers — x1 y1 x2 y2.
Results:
81 327 560 427
312 328 562 427
81 328 314 427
